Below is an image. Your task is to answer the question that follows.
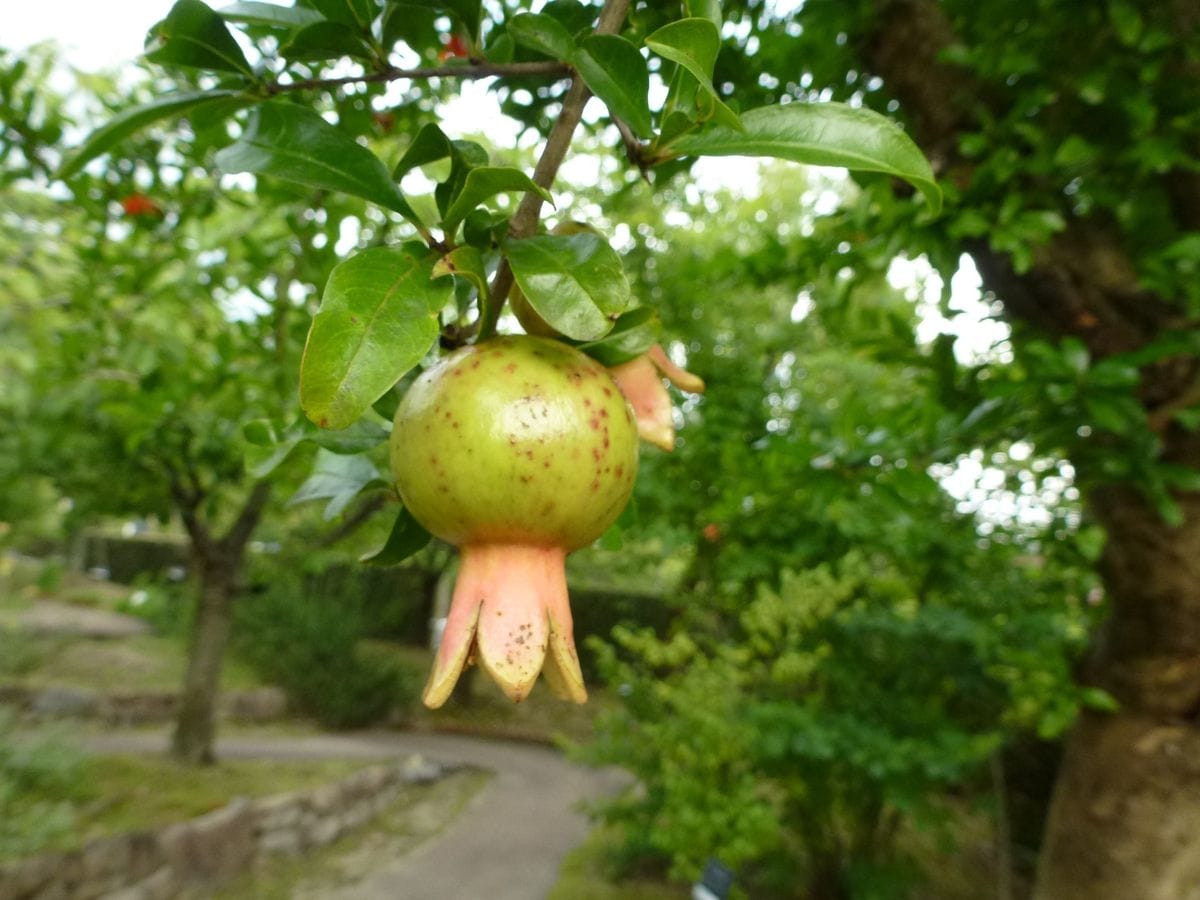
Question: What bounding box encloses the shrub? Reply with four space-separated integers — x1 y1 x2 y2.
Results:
234 586 420 729
0 710 86 860
580 552 1090 898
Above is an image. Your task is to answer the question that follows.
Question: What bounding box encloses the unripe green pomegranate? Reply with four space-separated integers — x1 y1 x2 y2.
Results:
390 335 639 708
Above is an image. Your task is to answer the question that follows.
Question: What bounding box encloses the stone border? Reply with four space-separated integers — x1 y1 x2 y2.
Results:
0 685 288 726
0 755 446 900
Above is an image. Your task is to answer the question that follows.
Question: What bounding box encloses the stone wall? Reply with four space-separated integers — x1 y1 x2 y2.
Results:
0 755 445 900
0 686 288 726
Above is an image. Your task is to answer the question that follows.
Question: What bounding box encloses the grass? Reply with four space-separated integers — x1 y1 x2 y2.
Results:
216 767 492 899
549 825 688 900
21 632 264 693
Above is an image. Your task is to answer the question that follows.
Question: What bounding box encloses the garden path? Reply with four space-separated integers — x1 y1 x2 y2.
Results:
86 728 625 899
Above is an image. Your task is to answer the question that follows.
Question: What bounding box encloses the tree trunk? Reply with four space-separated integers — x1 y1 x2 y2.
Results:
1032 488 1200 900
171 553 236 765
851 3 1200 896
169 480 271 765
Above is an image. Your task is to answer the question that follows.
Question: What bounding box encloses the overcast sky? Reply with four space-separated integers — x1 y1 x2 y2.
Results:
9 0 171 70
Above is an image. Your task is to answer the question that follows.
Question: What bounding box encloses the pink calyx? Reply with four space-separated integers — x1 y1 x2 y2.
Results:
422 543 586 709
608 344 706 452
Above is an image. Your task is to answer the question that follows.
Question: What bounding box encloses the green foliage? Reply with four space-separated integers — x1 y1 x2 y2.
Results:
234 584 420 728
0 711 87 861
582 542 1088 896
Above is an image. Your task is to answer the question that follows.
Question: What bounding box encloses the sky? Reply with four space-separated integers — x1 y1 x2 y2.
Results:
9 0 170 71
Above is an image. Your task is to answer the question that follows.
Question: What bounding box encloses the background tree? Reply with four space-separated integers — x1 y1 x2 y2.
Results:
0 52 373 763
19 0 1198 894
687 3 1200 896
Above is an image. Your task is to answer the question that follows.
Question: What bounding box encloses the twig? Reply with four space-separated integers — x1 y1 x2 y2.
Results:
479 0 633 336
266 61 571 95
613 116 651 182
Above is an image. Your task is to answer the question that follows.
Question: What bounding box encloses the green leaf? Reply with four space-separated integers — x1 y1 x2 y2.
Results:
646 18 719 82
289 449 383 520
645 18 741 131
505 232 631 341
404 0 481 40
393 121 454 179
300 243 453 430
575 35 653 139
662 103 943 212
311 0 380 29
507 13 575 61
686 0 722 27
244 413 391 477
432 245 488 297
145 0 254 76
361 506 433 565
576 307 661 366
215 102 423 223
381 2 439 53
218 2 323 28
242 418 276 446
57 89 244 179
440 166 552 235
281 21 376 61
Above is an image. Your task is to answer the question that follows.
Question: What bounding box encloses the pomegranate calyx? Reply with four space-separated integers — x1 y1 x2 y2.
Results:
423 542 586 709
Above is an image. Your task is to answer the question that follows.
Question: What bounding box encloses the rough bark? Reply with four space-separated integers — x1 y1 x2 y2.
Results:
170 480 271 764
171 552 236 765
856 2 1200 897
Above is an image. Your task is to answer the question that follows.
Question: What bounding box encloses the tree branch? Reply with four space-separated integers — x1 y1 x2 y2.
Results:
316 493 388 548
221 480 273 555
266 61 571 96
480 0 633 334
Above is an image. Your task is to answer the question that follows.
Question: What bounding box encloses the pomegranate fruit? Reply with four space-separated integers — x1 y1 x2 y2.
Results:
390 335 639 707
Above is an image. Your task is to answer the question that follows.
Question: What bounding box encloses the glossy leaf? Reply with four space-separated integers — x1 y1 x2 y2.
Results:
405 0 481 39
662 103 943 211
393 121 454 179
381 2 439 53
215 102 423 223
289 448 383 520
57 89 244 179
244 412 391 477
440 166 552 235
686 0 722 27
300 243 452 430
645 18 741 131
218 2 323 28
505 233 630 341
144 0 254 76
311 0 380 29
507 13 575 61
576 307 661 366
361 506 433 565
575 35 653 138
645 18 720 88
432 245 488 297
281 21 376 60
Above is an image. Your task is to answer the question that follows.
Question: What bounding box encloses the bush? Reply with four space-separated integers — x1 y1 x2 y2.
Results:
0 709 86 860
113 575 191 636
234 586 420 729
579 552 1090 898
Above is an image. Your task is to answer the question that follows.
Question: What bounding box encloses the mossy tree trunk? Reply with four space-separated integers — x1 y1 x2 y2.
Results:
169 480 271 765
855 2 1200 895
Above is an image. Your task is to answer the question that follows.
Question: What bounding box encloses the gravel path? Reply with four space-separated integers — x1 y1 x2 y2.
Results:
85 729 625 900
